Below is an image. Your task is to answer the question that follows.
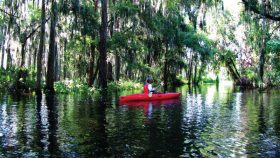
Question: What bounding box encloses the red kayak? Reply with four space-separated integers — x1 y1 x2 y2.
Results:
119 92 180 102
120 99 180 106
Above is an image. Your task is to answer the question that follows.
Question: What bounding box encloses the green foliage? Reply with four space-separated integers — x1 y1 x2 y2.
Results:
176 75 188 84
54 80 99 94
112 1 139 17
267 71 280 86
267 38 280 53
242 68 257 81
4 0 280 94
266 38 280 85
65 35 92 78
239 1 280 86
108 80 142 91
28 4 41 23
0 67 36 92
0 69 10 90
201 77 217 84
54 81 69 93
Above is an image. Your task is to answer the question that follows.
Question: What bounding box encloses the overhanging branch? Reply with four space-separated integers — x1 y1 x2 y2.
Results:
242 0 280 21
0 8 19 18
270 23 280 37
25 17 51 40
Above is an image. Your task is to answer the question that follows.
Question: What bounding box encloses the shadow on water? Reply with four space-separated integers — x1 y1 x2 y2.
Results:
94 96 110 157
0 85 280 157
35 95 44 156
46 95 59 156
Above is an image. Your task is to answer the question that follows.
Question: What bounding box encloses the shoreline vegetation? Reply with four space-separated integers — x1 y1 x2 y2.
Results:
2 67 278 96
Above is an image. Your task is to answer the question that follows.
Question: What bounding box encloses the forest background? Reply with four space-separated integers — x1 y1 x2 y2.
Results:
0 0 279 94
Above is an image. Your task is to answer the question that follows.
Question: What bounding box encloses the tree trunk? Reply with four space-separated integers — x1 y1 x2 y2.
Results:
93 58 100 85
88 44 95 86
33 46 37 69
188 51 193 85
230 58 241 79
226 60 240 83
98 0 108 91
110 0 121 82
193 54 198 84
28 41 33 67
54 44 59 81
59 44 63 80
20 42 26 67
36 0 46 95
197 62 206 84
259 0 267 83
6 44 12 69
1 26 7 69
5 16 13 69
87 0 99 86
0 40 4 69
46 0 57 93
107 62 113 81
163 59 168 92
127 49 133 79
63 39 67 79
115 54 120 81
193 62 198 85
163 42 169 91
115 11 121 82
259 42 265 83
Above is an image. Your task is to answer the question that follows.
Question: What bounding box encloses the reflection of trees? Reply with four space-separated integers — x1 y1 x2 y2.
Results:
183 91 206 157
35 95 45 156
17 97 27 150
94 98 109 157
274 95 280 136
244 92 279 157
46 95 60 156
139 101 184 157
163 103 185 157
258 94 266 134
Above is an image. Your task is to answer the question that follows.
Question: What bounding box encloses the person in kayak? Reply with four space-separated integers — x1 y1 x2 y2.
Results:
144 76 163 94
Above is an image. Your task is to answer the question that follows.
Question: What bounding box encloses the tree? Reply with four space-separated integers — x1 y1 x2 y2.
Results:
46 0 58 93
99 0 108 91
259 0 268 84
36 0 46 95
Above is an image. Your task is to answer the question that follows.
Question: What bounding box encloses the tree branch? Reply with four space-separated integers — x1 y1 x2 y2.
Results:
242 0 280 21
0 8 19 18
270 23 280 37
25 17 51 41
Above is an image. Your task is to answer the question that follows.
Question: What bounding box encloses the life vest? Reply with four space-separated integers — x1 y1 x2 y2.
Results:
144 84 149 94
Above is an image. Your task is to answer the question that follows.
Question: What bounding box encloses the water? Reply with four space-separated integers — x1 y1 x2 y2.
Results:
0 84 279 157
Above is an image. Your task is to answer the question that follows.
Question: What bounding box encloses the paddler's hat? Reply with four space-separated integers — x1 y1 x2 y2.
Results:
146 76 153 83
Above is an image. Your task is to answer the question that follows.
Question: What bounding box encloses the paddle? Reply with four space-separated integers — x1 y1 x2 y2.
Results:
148 82 164 97
155 82 164 90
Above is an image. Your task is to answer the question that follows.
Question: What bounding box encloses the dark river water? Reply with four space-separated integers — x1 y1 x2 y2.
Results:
0 84 279 157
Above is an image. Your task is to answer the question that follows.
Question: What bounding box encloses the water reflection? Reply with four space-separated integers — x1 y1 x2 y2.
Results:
120 99 180 119
0 85 279 157
46 95 59 156
35 95 46 157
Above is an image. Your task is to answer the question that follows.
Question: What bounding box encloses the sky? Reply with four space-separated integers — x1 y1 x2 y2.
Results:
223 0 242 18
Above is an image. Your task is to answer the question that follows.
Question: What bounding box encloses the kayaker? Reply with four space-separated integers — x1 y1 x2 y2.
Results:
144 76 163 94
